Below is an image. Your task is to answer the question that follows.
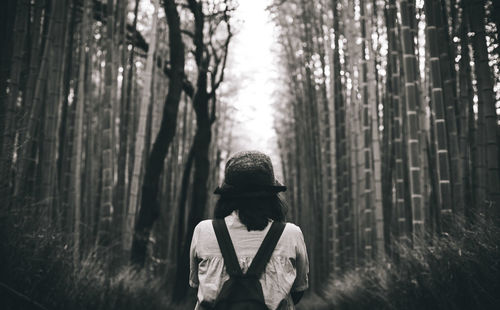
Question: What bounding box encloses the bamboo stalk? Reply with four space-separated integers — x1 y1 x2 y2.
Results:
0 0 29 203
125 0 159 250
71 0 90 265
398 0 425 240
425 0 453 231
97 0 116 251
466 0 500 215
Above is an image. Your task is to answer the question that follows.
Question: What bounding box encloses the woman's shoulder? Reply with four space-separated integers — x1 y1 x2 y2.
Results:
283 222 304 239
284 222 303 233
194 219 215 234
277 222 306 254
194 219 303 237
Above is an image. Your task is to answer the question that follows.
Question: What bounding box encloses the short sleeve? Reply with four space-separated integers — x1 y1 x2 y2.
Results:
189 223 200 288
292 226 309 292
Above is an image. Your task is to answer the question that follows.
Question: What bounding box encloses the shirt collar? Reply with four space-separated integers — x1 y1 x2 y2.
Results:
225 210 273 229
225 210 241 227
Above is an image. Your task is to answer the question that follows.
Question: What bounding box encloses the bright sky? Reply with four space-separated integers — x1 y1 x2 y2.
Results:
228 0 280 161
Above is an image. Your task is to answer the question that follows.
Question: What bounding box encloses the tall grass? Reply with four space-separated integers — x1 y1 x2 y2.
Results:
316 213 500 310
0 207 195 310
2 205 498 310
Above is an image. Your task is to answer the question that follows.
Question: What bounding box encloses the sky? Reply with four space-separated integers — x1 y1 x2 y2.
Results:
227 0 281 161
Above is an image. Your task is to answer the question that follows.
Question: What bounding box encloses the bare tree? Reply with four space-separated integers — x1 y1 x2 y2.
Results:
173 0 233 299
130 0 186 267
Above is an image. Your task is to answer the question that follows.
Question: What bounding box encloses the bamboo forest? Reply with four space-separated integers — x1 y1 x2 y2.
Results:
1 0 499 309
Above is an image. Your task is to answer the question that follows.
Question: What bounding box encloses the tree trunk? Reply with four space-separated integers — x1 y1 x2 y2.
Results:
330 0 350 272
397 0 425 240
70 0 90 266
435 0 463 216
57 0 77 231
0 0 17 170
386 0 406 246
96 0 115 252
458 17 475 219
14 1 43 202
0 0 28 205
425 0 454 231
125 0 158 251
130 0 185 267
116 0 139 255
466 0 500 218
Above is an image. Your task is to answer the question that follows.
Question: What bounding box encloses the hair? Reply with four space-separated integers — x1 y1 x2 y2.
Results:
214 194 288 231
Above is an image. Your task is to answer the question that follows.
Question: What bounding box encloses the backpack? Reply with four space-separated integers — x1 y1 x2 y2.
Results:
202 219 286 310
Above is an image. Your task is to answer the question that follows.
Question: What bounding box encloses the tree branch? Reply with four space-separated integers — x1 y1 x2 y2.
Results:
209 1 232 98
209 0 232 123
92 0 149 52
161 62 195 98
187 0 205 66
0 281 50 310
180 29 195 38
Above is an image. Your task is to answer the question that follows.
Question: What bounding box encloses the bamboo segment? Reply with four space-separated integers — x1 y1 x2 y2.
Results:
458 18 475 218
332 0 351 272
365 3 385 261
425 0 453 231
466 0 500 215
125 0 159 251
83 31 95 252
433 0 463 217
0 0 28 201
71 0 90 265
359 0 375 262
397 0 425 240
97 0 116 250
386 0 407 242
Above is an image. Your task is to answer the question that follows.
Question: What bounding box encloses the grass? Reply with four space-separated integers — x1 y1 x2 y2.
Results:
317 213 500 310
1 205 498 310
0 207 187 310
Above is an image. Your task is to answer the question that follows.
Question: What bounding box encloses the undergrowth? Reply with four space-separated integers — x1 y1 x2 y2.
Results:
1 205 498 310
310 213 500 310
0 207 194 310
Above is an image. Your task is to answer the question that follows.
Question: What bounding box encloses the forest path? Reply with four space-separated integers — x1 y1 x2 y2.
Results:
225 0 282 168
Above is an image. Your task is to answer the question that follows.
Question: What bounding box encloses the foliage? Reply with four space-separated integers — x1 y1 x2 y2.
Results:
0 208 194 310
2 207 498 309
295 292 330 310
305 213 500 310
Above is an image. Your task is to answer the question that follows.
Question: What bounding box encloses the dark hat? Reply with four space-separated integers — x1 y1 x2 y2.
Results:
214 151 287 197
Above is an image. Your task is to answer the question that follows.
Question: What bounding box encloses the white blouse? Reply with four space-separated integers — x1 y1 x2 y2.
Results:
189 211 309 310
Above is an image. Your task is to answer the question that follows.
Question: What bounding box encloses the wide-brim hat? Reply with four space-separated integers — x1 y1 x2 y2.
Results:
214 151 287 197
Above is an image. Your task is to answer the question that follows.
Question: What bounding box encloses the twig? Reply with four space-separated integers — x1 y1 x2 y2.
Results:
0 281 50 310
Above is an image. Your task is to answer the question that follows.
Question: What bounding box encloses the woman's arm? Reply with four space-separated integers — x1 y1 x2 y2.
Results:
290 225 309 305
189 224 200 288
292 226 309 291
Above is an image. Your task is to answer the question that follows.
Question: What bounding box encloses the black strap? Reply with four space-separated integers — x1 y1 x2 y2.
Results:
212 219 243 276
247 221 286 277
212 219 286 278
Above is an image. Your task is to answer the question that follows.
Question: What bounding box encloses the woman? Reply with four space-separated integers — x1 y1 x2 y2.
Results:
189 151 309 310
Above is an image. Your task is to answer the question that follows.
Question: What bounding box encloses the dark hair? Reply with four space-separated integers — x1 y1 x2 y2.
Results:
214 194 288 231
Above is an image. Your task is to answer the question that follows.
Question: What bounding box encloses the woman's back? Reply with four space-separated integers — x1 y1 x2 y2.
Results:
189 211 309 310
189 151 309 310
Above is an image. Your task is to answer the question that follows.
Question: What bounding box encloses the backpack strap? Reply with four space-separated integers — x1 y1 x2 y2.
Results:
247 221 286 277
212 219 243 276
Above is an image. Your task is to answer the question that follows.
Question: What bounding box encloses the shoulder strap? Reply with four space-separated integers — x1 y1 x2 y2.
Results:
247 221 286 277
212 219 243 276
